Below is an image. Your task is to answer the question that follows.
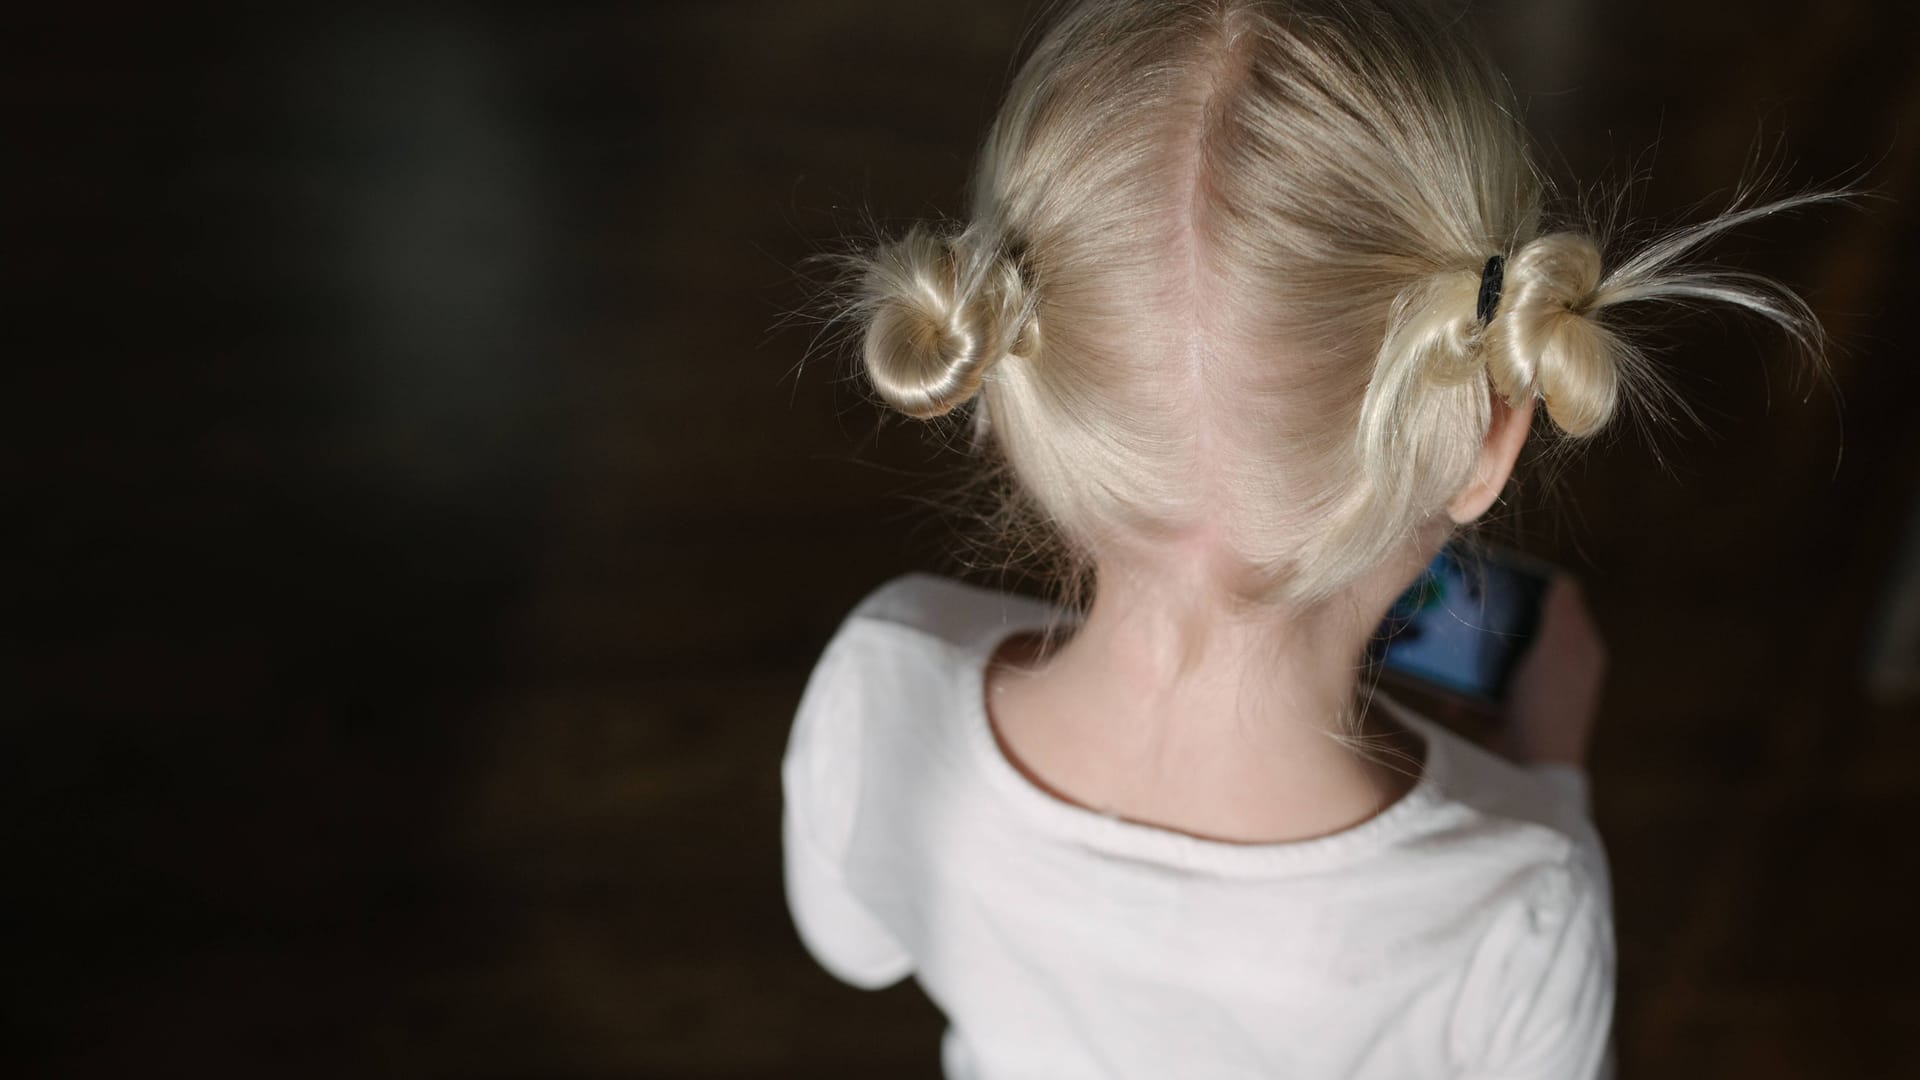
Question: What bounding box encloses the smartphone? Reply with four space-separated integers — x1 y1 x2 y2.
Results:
1370 544 1555 711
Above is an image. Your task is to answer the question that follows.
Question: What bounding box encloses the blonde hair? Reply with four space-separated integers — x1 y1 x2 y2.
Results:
841 0 1830 608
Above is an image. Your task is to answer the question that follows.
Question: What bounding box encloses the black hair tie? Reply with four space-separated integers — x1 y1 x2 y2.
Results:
1476 254 1506 324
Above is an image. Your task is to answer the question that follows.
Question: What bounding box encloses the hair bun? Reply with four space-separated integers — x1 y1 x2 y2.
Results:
1484 232 1623 437
859 226 1036 420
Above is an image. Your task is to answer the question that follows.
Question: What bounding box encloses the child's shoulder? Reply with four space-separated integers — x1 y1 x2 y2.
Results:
784 574 1051 865
787 572 1057 774
830 571 1059 653
1401 712 1612 927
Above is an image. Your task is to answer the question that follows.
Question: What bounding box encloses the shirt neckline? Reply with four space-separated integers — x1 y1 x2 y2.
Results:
959 607 1451 878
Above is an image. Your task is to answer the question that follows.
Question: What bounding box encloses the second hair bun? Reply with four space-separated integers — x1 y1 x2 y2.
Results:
1483 232 1624 437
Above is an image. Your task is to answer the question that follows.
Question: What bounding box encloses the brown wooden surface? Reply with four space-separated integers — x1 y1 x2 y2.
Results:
9 1 1920 1076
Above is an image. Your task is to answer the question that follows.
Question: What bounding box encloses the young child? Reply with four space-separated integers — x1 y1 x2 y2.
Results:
784 1 1828 1076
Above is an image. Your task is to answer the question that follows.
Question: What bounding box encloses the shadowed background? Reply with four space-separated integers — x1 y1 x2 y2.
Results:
8 1 1920 1076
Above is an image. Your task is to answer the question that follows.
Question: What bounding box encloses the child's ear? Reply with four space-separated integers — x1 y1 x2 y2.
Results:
1446 390 1536 525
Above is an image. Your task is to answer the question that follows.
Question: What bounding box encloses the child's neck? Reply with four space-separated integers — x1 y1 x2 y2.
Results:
986 550 1424 844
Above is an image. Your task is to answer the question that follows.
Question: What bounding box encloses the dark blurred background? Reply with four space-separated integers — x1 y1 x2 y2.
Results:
8 1 1919 1076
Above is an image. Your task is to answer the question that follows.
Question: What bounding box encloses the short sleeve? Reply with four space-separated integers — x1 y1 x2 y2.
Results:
780 626 913 990
1525 762 1592 818
1451 854 1617 1079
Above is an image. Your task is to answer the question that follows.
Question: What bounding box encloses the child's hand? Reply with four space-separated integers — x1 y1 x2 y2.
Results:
1491 577 1608 768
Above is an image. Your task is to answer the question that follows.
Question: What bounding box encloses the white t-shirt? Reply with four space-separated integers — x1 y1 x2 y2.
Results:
783 573 1615 1079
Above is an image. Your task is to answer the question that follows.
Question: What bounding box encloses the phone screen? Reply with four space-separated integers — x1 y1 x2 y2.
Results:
1372 545 1551 707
